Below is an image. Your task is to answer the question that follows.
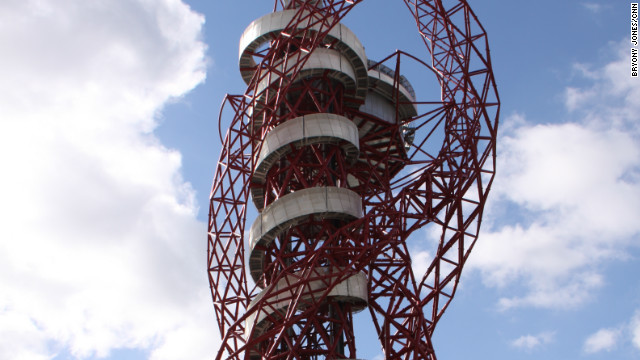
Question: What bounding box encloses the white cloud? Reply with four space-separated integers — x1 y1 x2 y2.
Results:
468 37 640 310
411 249 432 282
581 309 640 354
582 3 603 14
564 86 590 112
511 331 554 351
0 310 52 360
631 310 640 350
563 38 640 129
583 328 620 353
0 0 217 359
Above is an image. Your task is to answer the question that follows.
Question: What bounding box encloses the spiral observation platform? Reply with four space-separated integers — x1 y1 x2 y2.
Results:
208 1 500 359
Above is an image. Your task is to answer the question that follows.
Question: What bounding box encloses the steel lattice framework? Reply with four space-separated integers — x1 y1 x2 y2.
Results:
208 0 499 359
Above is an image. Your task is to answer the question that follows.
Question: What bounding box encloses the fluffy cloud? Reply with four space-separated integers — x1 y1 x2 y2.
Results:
582 309 640 354
468 37 640 310
631 310 640 351
0 0 217 359
511 331 555 351
583 328 620 353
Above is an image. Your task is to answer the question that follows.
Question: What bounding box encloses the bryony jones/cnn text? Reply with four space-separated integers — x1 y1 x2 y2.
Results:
632 3 638 77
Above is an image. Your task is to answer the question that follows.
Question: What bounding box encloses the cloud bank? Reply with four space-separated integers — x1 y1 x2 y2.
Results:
468 37 640 311
0 0 217 358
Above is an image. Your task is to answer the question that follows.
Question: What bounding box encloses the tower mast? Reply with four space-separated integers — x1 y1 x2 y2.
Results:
208 1 500 359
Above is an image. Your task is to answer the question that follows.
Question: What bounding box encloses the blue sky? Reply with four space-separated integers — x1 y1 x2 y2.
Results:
1 0 639 359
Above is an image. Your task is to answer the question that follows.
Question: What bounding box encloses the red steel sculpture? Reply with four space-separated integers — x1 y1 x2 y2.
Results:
208 0 499 359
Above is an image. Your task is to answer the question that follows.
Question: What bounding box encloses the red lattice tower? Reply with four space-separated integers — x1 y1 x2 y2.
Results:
208 0 499 359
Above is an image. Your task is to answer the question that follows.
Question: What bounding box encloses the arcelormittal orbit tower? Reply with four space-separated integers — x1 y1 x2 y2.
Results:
208 0 499 359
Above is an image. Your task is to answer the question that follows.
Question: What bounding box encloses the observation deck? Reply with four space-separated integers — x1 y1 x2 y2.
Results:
238 5 418 358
